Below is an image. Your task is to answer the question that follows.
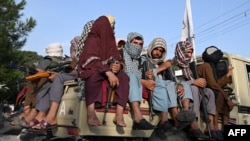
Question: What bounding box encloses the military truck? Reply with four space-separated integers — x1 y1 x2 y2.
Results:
18 52 250 141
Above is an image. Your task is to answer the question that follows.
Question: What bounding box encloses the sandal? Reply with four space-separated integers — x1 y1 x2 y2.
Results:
31 120 57 131
29 118 40 126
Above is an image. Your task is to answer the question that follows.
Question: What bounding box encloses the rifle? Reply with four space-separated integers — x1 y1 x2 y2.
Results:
102 58 116 125
47 60 72 73
102 82 114 125
17 66 38 75
7 60 72 82
25 61 72 82
7 62 38 75
141 58 155 121
167 67 183 110
190 61 212 138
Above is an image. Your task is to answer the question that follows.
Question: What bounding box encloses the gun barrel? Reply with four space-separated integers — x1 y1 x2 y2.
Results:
47 61 71 72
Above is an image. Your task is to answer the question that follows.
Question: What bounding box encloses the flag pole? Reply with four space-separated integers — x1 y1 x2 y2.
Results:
181 0 196 62
180 0 212 138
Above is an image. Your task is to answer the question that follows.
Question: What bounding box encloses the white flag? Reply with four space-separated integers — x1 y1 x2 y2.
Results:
181 0 196 59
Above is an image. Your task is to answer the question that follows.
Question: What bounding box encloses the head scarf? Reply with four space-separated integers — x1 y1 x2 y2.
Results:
173 41 194 80
202 46 223 63
105 15 115 28
77 16 121 79
70 36 81 60
146 37 167 65
123 32 144 79
124 32 143 59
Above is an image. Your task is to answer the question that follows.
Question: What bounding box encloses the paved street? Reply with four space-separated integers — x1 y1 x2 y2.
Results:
0 121 21 141
0 135 20 141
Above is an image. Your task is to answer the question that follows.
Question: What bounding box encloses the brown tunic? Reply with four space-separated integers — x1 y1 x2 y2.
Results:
198 62 232 116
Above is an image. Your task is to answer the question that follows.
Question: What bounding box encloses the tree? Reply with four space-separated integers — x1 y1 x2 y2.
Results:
0 50 43 104
0 0 38 104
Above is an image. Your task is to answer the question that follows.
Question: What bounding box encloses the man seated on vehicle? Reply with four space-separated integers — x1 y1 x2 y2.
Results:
31 20 95 130
142 38 209 140
77 15 129 127
197 46 234 140
171 41 215 140
11 42 70 128
121 32 156 130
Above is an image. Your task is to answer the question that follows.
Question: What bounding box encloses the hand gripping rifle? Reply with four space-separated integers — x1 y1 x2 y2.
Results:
190 61 212 138
167 67 183 110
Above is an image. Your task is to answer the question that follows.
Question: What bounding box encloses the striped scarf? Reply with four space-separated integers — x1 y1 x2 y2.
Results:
146 37 167 79
146 37 167 66
70 36 81 60
123 32 143 79
173 41 194 80
75 20 94 96
75 20 95 63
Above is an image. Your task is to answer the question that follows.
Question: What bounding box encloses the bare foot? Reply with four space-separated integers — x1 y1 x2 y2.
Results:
42 119 57 126
113 116 126 127
87 115 101 126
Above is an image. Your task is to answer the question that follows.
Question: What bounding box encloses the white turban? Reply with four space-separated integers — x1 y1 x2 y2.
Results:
45 42 64 57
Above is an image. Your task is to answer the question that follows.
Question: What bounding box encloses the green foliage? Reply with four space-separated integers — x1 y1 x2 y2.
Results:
0 0 39 104
0 0 36 50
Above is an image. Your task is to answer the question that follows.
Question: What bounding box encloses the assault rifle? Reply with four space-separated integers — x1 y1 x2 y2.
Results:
141 58 155 121
5 60 72 84
25 60 72 81
46 60 72 73
103 58 117 125
167 67 183 110
7 62 38 75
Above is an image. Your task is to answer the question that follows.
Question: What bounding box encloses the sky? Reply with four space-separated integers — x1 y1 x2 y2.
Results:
20 0 250 59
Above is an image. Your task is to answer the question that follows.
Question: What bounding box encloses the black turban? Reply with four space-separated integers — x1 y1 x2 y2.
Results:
202 46 223 63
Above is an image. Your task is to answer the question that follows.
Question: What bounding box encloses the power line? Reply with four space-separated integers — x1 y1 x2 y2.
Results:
195 1 250 29
195 10 250 43
168 1 250 48
196 19 250 44
196 9 250 36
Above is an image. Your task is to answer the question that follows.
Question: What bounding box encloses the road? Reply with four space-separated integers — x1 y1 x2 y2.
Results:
0 134 20 141
0 127 21 141
0 121 22 141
